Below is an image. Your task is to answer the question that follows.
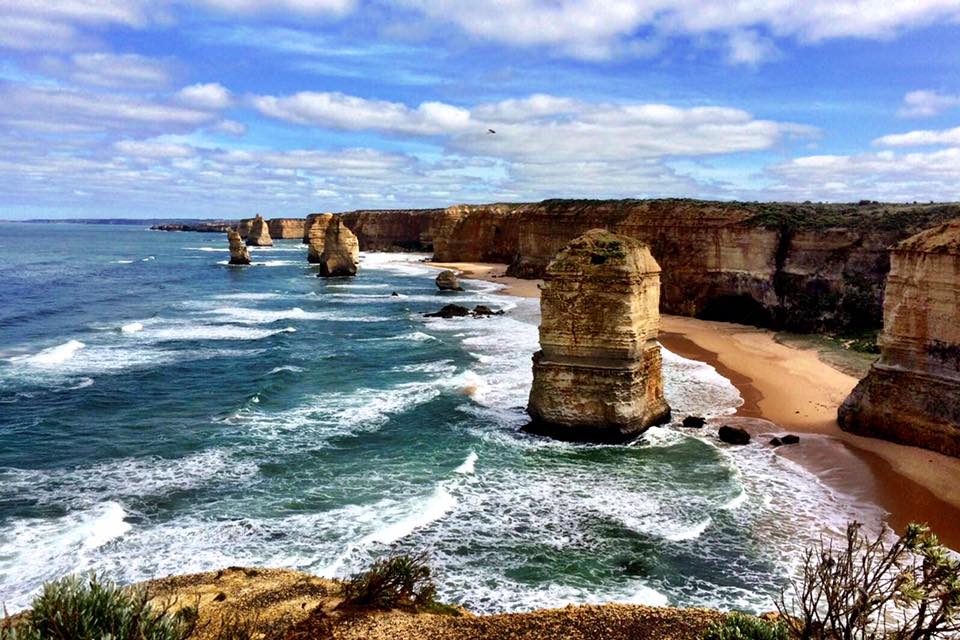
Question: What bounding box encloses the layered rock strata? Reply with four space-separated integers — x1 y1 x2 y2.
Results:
226 229 250 265
527 229 671 442
267 218 305 239
245 214 273 246
333 199 960 333
838 220 960 456
306 213 333 264
317 217 360 277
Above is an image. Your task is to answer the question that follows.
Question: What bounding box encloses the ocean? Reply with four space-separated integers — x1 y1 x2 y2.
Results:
0 223 881 612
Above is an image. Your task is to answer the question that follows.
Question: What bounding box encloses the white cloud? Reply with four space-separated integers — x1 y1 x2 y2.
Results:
115 138 195 157
725 30 779 65
251 91 472 134
897 89 960 117
196 0 356 16
176 82 233 110
211 119 247 136
69 52 170 89
873 126 960 147
0 0 164 51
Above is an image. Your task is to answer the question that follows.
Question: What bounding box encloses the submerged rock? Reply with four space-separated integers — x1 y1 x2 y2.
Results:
718 425 750 445
245 214 273 247
424 304 471 318
435 270 464 291
682 416 706 429
226 229 250 265
838 220 960 456
781 434 800 445
472 305 504 317
526 229 671 443
317 217 360 277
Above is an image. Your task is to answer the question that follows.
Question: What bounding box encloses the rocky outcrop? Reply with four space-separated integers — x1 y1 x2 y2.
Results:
435 270 463 291
526 229 671 443
226 229 250 265
152 221 235 232
245 215 273 246
838 220 960 456
306 213 333 264
317 216 360 277
334 199 960 333
236 218 253 239
340 208 440 251
267 218 305 239
718 425 750 445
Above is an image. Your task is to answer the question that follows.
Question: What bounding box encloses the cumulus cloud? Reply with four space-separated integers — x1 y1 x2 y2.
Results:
873 126 960 147
897 89 960 117
725 30 779 65
176 82 233 109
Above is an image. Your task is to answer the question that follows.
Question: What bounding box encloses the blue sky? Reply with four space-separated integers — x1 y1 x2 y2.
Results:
2 1 960 219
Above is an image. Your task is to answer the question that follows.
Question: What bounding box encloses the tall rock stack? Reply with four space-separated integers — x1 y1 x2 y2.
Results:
527 229 671 442
317 216 360 277
839 220 960 456
226 229 251 265
306 213 333 264
245 215 273 246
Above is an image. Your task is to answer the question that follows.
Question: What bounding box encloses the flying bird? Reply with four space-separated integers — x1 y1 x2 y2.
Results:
487 128 496 134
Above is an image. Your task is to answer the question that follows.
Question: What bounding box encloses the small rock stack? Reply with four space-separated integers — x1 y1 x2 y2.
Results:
306 213 333 264
317 216 360 277
527 229 671 442
245 214 273 247
435 270 464 291
227 228 251 265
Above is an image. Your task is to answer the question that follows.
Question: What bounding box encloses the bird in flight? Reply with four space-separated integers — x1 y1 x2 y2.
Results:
487 129 496 134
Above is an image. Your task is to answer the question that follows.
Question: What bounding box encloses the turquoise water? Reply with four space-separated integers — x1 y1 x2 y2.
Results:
0 223 880 612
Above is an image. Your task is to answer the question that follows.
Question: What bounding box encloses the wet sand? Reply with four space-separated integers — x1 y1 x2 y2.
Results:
437 261 960 549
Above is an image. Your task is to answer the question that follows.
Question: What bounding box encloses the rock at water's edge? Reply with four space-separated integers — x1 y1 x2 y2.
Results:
682 416 706 428
436 270 464 291
227 229 250 265
526 229 671 443
718 425 751 445
317 217 360 277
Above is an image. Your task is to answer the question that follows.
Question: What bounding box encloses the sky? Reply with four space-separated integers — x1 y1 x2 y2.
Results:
2 1 960 219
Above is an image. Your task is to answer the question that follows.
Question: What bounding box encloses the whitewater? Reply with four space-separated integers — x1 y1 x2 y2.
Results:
0 224 881 612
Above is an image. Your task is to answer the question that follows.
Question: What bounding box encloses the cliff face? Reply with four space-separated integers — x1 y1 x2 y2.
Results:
245 215 273 246
340 209 440 251
527 229 670 442
339 199 958 333
838 221 960 456
267 218 305 239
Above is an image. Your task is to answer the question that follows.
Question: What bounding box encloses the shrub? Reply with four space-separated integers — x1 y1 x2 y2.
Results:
777 522 960 640
1 573 194 640
702 613 788 640
338 553 439 611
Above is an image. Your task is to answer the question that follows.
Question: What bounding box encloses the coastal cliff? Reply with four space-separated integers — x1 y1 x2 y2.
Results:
340 208 440 251
267 218 305 239
337 199 960 333
838 221 960 456
527 230 670 442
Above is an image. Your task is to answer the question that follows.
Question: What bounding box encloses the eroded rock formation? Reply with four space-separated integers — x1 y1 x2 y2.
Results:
340 208 440 251
227 229 250 265
317 216 360 277
245 215 273 246
435 270 463 291
306 213 333 264
838 220 960 456
267 218 305 239
526 229 671 442
236 218 253 239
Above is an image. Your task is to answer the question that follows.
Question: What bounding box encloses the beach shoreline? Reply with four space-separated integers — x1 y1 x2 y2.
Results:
431 260 960 549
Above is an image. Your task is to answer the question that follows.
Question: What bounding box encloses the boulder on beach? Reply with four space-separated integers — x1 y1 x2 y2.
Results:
436 270 464 291
317 217 360 277
718 425 751 445
245 214 273 247
682 416 706 429
781 434 800 445
227 229 250 265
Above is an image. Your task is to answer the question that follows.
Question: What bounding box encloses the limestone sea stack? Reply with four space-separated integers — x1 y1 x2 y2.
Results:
307 213 333 263
435 270 464 291
245 214 273 246
839 220 960 456
227 229 251 265
526 229 671 442
317 216 360 277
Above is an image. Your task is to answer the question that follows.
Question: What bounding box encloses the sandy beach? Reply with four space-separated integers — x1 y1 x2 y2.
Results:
433 261 960 549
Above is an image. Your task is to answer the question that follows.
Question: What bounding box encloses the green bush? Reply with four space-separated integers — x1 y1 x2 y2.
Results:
338 553 439 611
702 613 788 640
1 574 194 640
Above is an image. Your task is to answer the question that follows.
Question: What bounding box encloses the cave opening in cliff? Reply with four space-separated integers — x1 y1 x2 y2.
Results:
697 294 773 328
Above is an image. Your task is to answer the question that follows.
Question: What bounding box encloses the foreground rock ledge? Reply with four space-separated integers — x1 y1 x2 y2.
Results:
839 220 960 456
141 567 723 640
527 229 671 443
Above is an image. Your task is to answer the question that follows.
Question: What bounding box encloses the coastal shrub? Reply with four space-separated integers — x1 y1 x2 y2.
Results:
1 573 194 640
702 613 788 640
777 521 960 640
338 553 440 611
